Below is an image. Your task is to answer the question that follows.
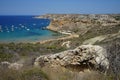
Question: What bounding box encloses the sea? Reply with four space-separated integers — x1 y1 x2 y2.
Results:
0 16 59 43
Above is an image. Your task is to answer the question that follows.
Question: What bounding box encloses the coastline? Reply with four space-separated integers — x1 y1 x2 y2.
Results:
32 16 80 44
35 33 79 44
33 14 120 44
34 25 79 44
2 14 119 44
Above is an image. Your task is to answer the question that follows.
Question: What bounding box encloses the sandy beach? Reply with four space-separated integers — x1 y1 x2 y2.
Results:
34 32 79 44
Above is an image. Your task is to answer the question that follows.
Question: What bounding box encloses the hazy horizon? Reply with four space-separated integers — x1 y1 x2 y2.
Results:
0 0 120 15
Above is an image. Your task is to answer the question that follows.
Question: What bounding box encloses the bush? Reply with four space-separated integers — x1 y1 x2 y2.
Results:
47 45 56 49
114 16 120 20
0 53 13 62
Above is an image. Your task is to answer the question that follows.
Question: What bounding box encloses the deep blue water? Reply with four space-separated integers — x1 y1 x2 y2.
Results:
0 16 58 43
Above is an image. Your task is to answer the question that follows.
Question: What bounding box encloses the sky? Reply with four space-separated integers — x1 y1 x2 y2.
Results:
0 0 120 15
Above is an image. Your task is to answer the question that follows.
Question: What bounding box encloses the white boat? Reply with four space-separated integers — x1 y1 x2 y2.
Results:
33 23 36 26
19 24 22 26
7 30 10 33
11 28 14 31
27 29 30 31
21 25 25 28
11 25 14 27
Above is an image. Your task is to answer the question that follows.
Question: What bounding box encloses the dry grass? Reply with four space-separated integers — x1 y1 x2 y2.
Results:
41 65 107 80
0 67 49 80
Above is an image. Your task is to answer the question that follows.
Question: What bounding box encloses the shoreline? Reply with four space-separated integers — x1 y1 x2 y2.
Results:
34 26 79 44
35 33 79 44
0 28 79 44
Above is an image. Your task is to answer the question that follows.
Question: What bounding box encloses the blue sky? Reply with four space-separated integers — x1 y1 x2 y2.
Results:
0 0 120 15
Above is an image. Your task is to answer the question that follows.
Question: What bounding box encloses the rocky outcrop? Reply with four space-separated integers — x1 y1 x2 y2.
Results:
34 45 109 71
61 41 71 48
0 61 23 70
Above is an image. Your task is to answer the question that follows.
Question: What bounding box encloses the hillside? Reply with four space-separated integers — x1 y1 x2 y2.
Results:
0 14 120 80
34 14 120 80
37 14 120 34
36 14 120 47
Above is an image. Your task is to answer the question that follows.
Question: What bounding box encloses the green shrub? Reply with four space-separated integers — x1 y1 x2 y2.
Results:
0 53 13 62
47 45 56 49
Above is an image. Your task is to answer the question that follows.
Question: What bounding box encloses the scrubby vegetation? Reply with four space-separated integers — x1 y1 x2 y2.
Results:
81 25 120 40
0 42 67 63
114 16 120 20
0 67 49 80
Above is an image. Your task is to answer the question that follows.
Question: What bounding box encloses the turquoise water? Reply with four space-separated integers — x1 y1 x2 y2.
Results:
0 16 59 43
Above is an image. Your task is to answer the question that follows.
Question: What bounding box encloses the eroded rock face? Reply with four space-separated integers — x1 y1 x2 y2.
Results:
34 45 109 71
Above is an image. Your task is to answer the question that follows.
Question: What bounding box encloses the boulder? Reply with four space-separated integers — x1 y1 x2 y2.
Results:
61 41 71 48
8 63 23 70
34 45 109 71
0 61 23 70
0 61 10 68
